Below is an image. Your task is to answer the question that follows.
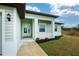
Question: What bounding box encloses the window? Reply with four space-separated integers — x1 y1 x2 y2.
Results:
55 24 57 31
24 28 27 33
39 24 45 32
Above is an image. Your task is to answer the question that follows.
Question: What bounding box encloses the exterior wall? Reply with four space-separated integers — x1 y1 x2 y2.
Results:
0 5 21 56
55 24 62 36
25 13 55 39
14 9 22 52
0 12 2 55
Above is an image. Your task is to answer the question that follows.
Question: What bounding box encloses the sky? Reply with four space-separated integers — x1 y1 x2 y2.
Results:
26 2 79 28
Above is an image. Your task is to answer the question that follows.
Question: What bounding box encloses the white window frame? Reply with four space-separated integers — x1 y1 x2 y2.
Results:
39 23 46 32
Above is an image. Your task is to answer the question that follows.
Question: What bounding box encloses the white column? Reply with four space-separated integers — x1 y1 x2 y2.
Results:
51 19 55 38
34 18 39 39
59 25 62 36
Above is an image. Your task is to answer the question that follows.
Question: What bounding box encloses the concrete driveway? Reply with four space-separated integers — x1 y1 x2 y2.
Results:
17 41 48 56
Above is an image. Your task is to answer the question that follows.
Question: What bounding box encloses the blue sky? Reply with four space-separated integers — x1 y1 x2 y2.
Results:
26 3 79 28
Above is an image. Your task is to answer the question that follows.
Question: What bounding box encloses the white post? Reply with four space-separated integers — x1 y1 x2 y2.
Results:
51 19 55 38
34 18 39 39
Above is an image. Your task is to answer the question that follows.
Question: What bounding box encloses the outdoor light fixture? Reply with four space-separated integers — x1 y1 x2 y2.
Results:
7 13 11 21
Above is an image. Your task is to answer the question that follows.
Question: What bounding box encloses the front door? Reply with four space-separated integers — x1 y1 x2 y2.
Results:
22 23 31 38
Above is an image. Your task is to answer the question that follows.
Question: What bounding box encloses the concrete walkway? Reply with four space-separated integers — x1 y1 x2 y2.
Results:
17 41 48 56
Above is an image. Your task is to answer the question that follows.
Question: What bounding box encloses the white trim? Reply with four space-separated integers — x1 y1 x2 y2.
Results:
26 13 53 21
0 9 5 55
34 18 39 39
51 19 55 38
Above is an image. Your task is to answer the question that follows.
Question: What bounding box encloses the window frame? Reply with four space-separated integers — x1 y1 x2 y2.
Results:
39 23 46 32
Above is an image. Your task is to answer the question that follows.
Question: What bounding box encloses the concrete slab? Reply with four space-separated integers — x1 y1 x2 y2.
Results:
17 41 48 56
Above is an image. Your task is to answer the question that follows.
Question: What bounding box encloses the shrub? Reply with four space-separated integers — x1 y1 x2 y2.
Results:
45 37 49 41
36 38 40 42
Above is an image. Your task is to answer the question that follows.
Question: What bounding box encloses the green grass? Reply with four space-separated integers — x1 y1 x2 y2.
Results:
39 35 79 56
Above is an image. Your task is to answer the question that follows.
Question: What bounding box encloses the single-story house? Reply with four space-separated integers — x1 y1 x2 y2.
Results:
0 3 63 56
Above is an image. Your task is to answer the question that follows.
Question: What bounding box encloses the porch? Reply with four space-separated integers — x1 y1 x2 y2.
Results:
21 18 55 40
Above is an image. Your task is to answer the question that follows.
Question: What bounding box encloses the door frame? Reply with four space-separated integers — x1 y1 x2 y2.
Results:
22 23 32 38
21 19 33 38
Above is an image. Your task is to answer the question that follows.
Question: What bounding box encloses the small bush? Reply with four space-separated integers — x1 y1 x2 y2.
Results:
36 38 40 42
45 37 49 41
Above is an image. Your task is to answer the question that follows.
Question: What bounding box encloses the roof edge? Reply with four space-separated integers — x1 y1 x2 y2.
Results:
0 3 25 19
26 10 59 18
55 22 64 25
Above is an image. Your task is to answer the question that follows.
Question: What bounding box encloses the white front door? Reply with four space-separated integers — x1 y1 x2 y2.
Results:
22 23 31 38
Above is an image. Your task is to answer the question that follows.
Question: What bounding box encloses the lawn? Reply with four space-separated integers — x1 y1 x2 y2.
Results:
38 35 79 56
